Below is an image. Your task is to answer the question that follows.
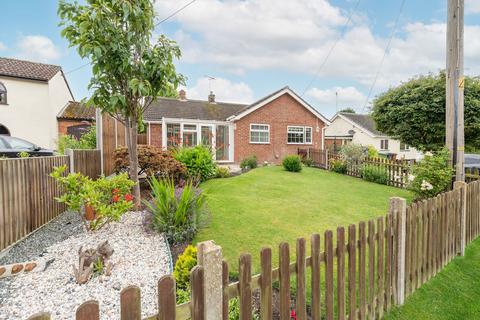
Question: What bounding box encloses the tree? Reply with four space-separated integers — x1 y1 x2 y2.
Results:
372 72 480 151
339 107 356 113
59 0 185 207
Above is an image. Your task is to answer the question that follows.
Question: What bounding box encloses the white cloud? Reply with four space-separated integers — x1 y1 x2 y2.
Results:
184 77 254 104
16 35 61 62
307 86 367 116
466 0 480 14
156 0 480 93
0 42 7 51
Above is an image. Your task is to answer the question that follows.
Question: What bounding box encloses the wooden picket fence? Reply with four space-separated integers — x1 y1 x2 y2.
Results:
465 167 480 183
27 180 480 320
299 148 413 188
0 156 69 251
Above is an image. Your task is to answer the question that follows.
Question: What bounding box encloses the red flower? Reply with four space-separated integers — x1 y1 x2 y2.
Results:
112 194 121 203
290 309 297 320
112 188 120 194
124 194 133 202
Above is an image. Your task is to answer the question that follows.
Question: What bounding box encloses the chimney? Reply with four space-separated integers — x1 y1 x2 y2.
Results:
179 89 187 101
208 91 216 104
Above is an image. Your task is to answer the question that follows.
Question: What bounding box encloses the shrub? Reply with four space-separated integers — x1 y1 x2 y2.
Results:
329 158 347 174
282 155 302 172
176 287 191 304
240 155 257 171
114 145 186 181
228 297 260 320
173 245 197 289
18 151 30 158
174 145 217 182
409 149 453 199
145 177 206 244
367 145 379 158
339 144 366 169
301 157 313 167
57 125 96 154
215 166 230 178
51 165 135 230
360 166 389 185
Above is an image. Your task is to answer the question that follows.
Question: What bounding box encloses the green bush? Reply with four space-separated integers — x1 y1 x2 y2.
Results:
301 157 313 167
173 245 197 290
174 145 217 182
145 177 206 244
367 145 379 158
339 143 366 169
215 166 230 178
329 158 347 174
57 125 96 154
228 297 259 320
50 165 135 230
18 151 30 158
176 286 191 304
360 166 389 185
409 149 454 199
282 155 302 172
240 155 257 170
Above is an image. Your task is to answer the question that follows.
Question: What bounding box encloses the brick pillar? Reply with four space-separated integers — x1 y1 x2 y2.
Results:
454 181 467 256
196 240 223 320
390 197 407 305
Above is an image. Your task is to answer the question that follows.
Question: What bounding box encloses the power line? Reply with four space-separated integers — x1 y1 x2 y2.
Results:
155 0 197 26
361 0 407 112
65 0 198 75
301 0 361 96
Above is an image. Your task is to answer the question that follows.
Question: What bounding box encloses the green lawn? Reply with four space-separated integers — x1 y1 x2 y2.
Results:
195 166 412 272
385 237 480 320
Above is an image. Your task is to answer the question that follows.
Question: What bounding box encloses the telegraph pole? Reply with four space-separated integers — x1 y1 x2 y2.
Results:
446 0 464 181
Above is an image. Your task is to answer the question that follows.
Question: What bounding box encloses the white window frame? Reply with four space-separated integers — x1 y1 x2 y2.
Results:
380 139 389 151
160 118 234 163
287 126 313 145
249 123 270 144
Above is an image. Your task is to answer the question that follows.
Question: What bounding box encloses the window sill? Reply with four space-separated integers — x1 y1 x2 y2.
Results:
249 142 270 145
287 143 313 145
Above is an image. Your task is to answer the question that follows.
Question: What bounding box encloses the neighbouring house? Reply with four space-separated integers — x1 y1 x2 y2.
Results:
0 57 75 149
57 101 95 139
98 86 330 174
324 112 423 160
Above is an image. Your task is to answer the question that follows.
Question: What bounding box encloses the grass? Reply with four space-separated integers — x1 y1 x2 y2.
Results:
385 237 480 320
195 166 412 273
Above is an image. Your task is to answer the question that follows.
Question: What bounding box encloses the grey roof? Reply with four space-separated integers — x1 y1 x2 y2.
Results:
0 57 62 81
339 112 386 136
144 97 248 121
57 101 96 121
230 86 288 117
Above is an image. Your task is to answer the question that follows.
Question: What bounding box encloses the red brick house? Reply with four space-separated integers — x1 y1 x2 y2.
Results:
57 101 95 138
98 86 330 170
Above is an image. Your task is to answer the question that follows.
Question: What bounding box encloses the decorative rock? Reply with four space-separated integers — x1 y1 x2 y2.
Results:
0 211 170 320
11 264 23 274
24 263 37 272
0 266 5 276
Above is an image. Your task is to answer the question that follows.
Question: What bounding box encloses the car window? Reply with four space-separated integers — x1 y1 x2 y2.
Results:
0 137 8 149
5 137 35 149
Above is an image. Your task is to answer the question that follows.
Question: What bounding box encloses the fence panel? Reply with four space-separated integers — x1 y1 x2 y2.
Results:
66 149 102 179
0 156 68 251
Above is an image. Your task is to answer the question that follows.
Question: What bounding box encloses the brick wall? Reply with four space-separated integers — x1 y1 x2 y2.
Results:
149 123 162 147
234 93 326 164
57 119 93 136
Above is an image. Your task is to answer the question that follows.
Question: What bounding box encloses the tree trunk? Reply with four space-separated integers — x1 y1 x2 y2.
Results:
125 117 141 209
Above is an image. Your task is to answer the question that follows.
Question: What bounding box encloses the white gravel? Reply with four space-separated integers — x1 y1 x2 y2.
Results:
0 211 172 320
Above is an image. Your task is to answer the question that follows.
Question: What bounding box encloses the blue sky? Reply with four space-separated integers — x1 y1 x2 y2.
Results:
1 0 480 117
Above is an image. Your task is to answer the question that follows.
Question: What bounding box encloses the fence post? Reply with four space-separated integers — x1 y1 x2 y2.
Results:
390 197 407 305
325 148 329 170
65 148 74 173
196 240 223 320
454 181 467 256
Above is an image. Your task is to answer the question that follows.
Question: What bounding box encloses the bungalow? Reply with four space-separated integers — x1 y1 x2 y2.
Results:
98 86 330 173
324 112 423 160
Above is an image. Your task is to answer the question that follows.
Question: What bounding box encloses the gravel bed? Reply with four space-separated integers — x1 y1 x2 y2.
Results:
0 211 171 320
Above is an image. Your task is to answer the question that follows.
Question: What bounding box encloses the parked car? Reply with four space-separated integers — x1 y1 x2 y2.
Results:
0 136 54 158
